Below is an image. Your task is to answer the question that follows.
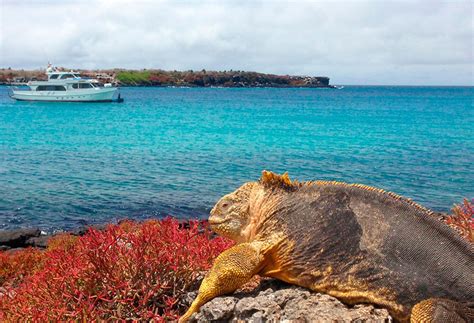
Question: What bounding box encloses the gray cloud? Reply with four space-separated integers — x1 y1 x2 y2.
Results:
1 0 472 85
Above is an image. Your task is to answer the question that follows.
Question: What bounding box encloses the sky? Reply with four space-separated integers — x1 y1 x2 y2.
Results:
0 0 472 85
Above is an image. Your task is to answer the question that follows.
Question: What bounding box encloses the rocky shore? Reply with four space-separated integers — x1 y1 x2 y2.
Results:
0 220 206 251
186 278 392 322
1 205 471 321
0 225 106 251
1 224 393 322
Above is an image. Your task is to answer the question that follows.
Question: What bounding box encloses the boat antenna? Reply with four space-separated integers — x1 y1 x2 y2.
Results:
46 62 53 73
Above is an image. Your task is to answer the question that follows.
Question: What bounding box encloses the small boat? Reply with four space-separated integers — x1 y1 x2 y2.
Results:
9 64 122 102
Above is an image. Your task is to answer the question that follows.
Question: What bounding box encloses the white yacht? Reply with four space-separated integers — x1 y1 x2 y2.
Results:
10 65 122 102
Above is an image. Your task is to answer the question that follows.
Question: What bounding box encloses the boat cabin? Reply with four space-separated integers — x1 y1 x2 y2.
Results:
34 82 102 91
47 72 81 81
71 82 103 89
36 85 67 91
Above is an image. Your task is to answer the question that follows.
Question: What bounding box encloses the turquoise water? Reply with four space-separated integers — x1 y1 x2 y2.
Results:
1 86 473 231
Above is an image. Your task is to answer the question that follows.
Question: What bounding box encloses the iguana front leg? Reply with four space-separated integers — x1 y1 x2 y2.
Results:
179 242 265 322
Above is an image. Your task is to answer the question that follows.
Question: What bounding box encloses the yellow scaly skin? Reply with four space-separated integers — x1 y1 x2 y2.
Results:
179 243 264 322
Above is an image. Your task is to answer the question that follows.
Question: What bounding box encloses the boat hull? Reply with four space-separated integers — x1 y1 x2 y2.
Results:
10 87 118 102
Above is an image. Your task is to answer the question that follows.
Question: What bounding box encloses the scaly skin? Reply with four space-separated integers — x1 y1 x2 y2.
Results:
180 171 474 322
181 243 264 322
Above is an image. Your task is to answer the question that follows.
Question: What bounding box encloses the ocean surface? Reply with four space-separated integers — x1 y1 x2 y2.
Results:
1 86 473 231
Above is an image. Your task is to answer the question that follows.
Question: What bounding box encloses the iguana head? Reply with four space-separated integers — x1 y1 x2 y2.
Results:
209 171 297 241
209 182 256 242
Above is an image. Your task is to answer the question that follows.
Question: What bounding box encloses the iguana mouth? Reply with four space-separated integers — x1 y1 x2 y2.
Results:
208 218 230 225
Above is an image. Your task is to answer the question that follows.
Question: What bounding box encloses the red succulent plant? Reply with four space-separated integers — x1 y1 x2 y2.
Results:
0 218 233 321
446 199 474 242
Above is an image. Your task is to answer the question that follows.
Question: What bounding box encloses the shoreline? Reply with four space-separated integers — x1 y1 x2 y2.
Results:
0 68 335 88
0 210 454 251
0 217 210 251
1 205 471 320
0 82 339 89
0 204 455 235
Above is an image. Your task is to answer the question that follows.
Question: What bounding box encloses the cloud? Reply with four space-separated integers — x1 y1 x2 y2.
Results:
1 0 472 85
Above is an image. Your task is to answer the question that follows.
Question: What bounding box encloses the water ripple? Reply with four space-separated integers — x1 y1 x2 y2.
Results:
1 86 473 231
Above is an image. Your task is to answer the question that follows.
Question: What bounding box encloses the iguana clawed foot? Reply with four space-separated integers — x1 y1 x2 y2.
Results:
179 243 264 322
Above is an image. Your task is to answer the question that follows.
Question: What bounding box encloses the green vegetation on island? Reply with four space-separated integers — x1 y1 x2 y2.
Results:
115 69 331 87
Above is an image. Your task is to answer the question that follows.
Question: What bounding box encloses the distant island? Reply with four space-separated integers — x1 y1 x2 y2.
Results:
0 68 334 88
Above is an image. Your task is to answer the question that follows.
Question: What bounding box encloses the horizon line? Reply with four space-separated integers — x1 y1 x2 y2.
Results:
1 67 472 87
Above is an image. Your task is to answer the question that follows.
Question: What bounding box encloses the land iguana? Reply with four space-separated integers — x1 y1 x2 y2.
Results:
180 171 473 322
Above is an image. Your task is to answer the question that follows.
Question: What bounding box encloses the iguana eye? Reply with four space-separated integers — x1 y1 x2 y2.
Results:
221 202 230 209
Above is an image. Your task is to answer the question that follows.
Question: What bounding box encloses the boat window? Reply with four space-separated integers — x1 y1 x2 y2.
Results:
93 83 104 87
72 83 79 89
60 74 75 79
49 74 59 79
79 83 93 88
36 85 66 91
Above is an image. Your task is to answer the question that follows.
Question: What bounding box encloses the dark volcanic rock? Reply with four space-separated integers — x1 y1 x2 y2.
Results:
0 224 108 250
70 224 107 236
25 235 51 248
189 279 392 322
0 228 41 248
